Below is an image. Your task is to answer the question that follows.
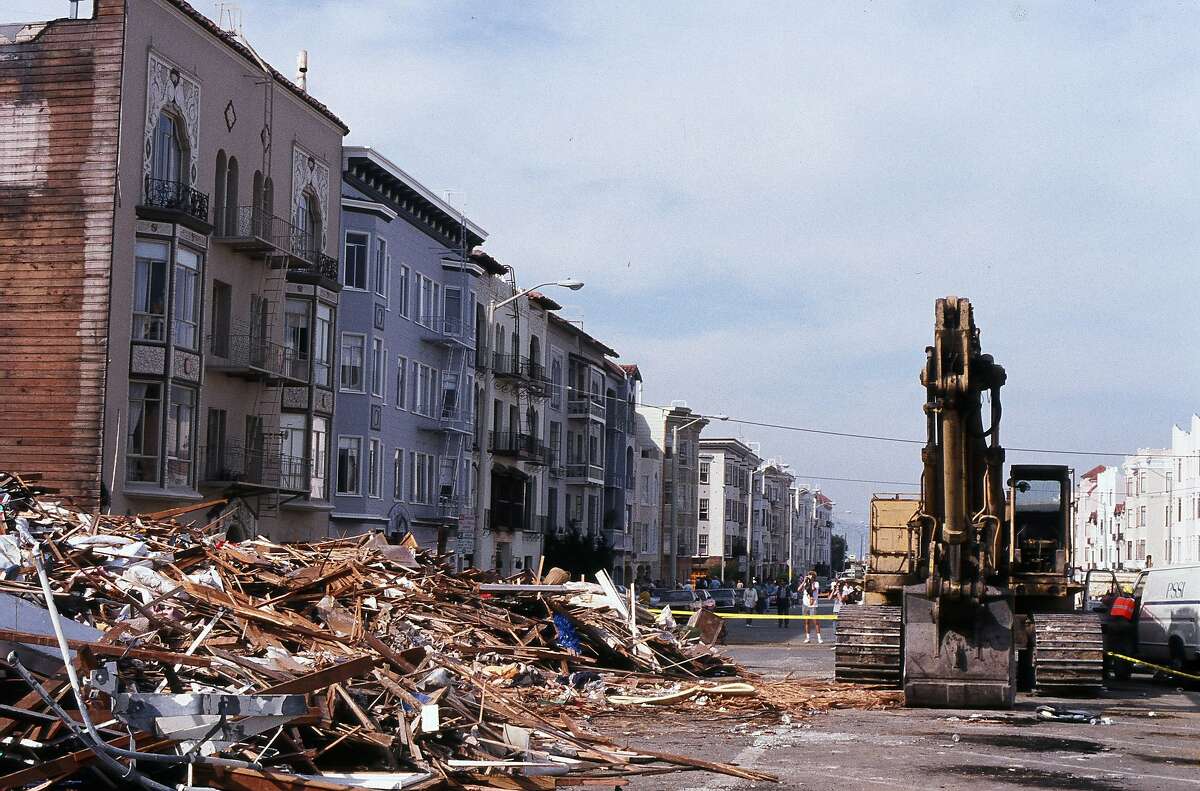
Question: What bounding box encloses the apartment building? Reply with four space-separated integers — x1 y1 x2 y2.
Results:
1120 452 1170 568
635 404 709 586
473 274 557 575
1170 416 1200 565
811 492 835 573
331 147 489 553
1 1 346 540
753 462 795 581
697 438 759 583
603 362 640 585
628 376 662 585
543 314 616 563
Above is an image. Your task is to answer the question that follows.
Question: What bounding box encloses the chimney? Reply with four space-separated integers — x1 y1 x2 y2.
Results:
296 50 309 92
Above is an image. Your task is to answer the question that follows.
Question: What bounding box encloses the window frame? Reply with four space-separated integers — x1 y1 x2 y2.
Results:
343 231 369 291
132 240 170 343
394 354 408 410
339 332 366 393
392 447 405 501
397 264 410 318
335 435 363 496
370 337 385 399
172 244 202 351
373 236 389 301
367 437 383 499
126 380 163 483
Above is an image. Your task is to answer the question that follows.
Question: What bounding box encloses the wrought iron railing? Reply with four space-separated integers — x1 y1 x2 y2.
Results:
567 397 606 421
566 461 605 482
202 442 309 492
415 315 473 345
215 205 340 281
489 432 549 464
207 334 306 381
492 353 529 378
142 177 210 224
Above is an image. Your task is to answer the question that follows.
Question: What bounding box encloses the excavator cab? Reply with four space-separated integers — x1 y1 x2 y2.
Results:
1010 465 1072 578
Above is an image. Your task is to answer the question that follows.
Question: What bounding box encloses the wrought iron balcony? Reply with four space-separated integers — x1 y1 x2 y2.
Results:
415 316 474 347
566 461 605 485
408 497 466 522
492 353 529 380
201 442 309 493
215 206 339 282
140 177 211 228
489 431 549 464
207 334 306 383
567 396 606 422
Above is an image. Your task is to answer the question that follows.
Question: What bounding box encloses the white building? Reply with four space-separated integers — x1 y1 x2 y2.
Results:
753 462 794 581
1170 416 1200 565
1121 452 1168 569
698 438 759 583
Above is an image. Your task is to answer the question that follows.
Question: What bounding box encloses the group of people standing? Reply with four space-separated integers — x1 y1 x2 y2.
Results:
736 571 826 642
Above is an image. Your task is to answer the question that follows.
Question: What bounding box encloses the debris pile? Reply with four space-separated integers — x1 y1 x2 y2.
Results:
0 474 795 789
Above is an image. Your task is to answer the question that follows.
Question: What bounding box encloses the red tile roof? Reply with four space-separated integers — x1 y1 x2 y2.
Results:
1081 465 1106 481
1113 503 1126 516
816 493 833 506
526 290 561 311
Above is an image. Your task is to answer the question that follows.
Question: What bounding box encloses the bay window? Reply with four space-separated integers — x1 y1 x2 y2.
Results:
313 303 332 387
133 241 169 341
172 246 200 349
126 381 162 482
165 385 195 487
310 416 328 499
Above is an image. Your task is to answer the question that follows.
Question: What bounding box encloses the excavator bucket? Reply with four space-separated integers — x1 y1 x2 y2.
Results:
902 585 1016 708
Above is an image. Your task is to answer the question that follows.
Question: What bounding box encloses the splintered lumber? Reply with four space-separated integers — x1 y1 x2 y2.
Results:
0 474 915 789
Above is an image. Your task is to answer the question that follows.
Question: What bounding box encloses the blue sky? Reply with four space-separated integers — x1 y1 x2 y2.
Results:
12 1 1200 538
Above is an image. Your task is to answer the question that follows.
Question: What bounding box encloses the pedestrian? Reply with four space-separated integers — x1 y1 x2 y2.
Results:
710 577 720 591
801 570 822 644
743 584 757 626
754 581 767 618
776 579 791 627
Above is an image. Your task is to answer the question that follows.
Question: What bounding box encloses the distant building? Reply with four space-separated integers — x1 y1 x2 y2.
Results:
697 438 760 583
635 404 709 586
753 462 795 581
1169 416 1200 564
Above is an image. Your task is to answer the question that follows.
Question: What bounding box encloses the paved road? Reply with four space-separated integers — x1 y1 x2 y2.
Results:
601 625 1200 790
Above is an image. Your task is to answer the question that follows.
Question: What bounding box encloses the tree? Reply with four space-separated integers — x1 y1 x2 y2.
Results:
541 530 614 580
830 534 847 573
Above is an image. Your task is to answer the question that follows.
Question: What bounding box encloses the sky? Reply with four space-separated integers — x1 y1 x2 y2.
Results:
13 1 1200 546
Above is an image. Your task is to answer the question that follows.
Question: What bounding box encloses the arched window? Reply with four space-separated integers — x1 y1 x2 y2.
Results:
295 189 321 257
151 110 185 184
224 156 239 237
252 170 264 230
625 446 634 489
262 177 274 217
550 359 562 408
526 406 539 439
528 335 540 365
494 325 505 363
213 150 227 234
510 331 518 374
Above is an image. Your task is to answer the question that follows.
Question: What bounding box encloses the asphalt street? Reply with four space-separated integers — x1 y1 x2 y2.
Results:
596 616 1200 791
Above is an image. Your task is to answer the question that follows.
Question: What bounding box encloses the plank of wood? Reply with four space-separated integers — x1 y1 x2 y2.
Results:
0 628 211 667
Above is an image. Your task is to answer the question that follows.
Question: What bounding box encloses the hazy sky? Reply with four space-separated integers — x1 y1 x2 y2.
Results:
14 1 1200 538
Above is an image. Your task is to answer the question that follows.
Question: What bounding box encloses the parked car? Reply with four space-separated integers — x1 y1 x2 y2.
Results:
648 589 715 611
710 588 738 611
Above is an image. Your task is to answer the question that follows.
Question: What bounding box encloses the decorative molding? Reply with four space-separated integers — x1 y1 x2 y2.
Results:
130 345 166 376
282 387 307 410
173 351 201 382
291 143 330 252
314 388 335 414
143 52 201 186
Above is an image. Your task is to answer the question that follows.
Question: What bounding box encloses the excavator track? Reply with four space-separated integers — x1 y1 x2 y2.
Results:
1032 613 1105 695
834 605 902 686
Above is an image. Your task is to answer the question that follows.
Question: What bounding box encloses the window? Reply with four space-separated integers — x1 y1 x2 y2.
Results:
284 298 310 381
310 417 328 499
394 355 408 409
133 241 169 341
336 437 362 495
415 273 440 327
172 247 200 349
410 451 435 504
392 448 404 500
699 461 710 484
279 413 307 491
339 334 365 392
296 190 321 257
370 338 385 398
126 381 162 482
373 237 388 299
550 358 563 409
397 265 410 317
699 498 709 521
211 281 231 357
313 303 333 387
367 438 382 498
412 362 439 417
151 111 184 184
664 479 673 505
445 287 462 333
165 386 195 486
678 439 690 465
344 232 368 290
699 534 709 556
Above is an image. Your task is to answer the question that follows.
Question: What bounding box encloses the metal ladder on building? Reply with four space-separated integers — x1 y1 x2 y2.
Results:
437 342 468 514
247 252 289 520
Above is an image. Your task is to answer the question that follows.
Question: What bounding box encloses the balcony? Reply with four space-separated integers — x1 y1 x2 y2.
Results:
492 353 529 380
606 530 633 553
567 397 606 422
489 432 549 465
206 334 306 383
409 497 466 523
138 177 211 232
419 405 473 435
566 461 605 486
214 206 339 282
201 443 309 494
548 448 566 479
414 316 474 348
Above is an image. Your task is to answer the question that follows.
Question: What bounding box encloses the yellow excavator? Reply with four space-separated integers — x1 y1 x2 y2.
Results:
835 297 1103 708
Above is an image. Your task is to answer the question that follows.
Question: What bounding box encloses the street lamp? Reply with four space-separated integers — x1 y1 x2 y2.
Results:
668 412 727 587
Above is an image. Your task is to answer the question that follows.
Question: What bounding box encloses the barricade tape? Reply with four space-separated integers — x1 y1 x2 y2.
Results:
1106 651 1200 682
646 609 838 620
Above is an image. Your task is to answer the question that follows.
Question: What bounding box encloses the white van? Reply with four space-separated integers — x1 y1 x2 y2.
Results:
1131 563 1200 670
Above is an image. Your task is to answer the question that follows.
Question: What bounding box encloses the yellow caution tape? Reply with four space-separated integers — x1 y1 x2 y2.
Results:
646 609 838 620
1107 651 1200 682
